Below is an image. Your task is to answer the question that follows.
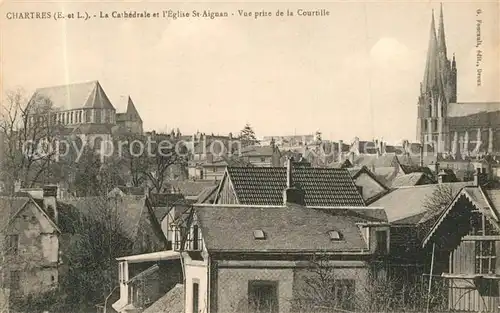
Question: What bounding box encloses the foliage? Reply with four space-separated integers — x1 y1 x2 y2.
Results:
422 184 455 214
239 123 259 147
0 89 66 191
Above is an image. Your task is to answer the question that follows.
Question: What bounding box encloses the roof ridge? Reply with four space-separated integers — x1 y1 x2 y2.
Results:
35 80 99 91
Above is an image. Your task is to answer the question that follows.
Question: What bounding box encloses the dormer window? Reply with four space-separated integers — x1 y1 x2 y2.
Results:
328 230 342 241
253 229 266 240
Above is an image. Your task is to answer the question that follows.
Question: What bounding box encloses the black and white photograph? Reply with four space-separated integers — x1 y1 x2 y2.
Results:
0 0 499 312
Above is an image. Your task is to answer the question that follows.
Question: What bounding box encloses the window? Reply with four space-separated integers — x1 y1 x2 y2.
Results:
253 229 266 240
333 280 356 311
85 111 91 123
193 225 200 250
260 157 266 162
475 241 496 274
104 110 110 123
95 110 102 124
375 230 388 255
356 186 363 196
248 281 278 313
10 271 20 290
424 120 428 132
192 282 199 313
433 120 438 131
328 230 342 241
7 235 19 255
470 213 498 236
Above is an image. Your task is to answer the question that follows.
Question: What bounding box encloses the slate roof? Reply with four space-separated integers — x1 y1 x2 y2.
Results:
194 204 374 252
370 182 472 223
225 167 365 207
0 196 30 229
60 195 146 239
141 284 184 313
240 145 276 157
447 102 500 117
352 154 398 168
165 180 219 197
115 96 142 122
391 172 429 188
32 80 115 111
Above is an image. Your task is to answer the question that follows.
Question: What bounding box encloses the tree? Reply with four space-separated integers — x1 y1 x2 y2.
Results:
0 89 66 191
239 123 258 147
112 132 188 192
422 184 455 214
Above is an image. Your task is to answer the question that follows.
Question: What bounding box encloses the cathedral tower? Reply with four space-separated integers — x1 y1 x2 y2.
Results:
416 5 457 153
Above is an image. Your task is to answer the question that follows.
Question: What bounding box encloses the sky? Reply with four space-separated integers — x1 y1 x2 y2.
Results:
1 0 499 143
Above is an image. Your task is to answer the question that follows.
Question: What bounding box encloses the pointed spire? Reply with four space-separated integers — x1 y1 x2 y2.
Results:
437 3 447 58
422 10 438 93
126 96 142 122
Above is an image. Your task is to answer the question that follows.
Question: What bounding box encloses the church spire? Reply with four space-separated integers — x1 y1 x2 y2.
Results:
422 10 438 94
437 3 447 59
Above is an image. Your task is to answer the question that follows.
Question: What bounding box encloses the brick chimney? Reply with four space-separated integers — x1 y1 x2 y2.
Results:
283 157 305 206
43 185 58 224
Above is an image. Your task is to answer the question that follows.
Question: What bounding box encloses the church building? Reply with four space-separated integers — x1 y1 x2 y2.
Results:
27 80 143 146
416 5 500 157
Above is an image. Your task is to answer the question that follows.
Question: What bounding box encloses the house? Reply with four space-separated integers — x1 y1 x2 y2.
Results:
112 251 183 313
0 185 168 311
369 180 476 308
212 160 366 207
172 187 390 313
163 180 219 202
347 166 390 203
238 145 281 167
421 186 500 312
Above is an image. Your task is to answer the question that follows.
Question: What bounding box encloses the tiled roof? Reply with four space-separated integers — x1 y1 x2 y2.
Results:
142 284 184 313
226 167 365 207
370 182 472 223
195 204 372 252
32 80 115 111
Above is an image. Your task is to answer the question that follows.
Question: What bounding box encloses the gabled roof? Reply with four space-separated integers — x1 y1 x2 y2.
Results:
390 172 433 188
422 187 500 247
0 195 61 233
369 182 472 223
32 80 115 111
125 97 142 122
196 186 218 203
348 166 389 191
224 167 365 207
194 204 374 253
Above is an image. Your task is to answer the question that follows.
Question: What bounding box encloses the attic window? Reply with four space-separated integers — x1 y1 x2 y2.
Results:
253 229 266 240
328 230 342 241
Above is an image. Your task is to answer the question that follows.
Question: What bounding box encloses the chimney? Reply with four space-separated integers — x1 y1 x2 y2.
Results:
14 180 21 193
43 185 58 224
286 157 293 188
473 170 479 186
338 140 343 163
437 170 447 184
283 157 305 206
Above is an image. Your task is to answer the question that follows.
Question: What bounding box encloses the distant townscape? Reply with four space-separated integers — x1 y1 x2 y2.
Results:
1 5 500 313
